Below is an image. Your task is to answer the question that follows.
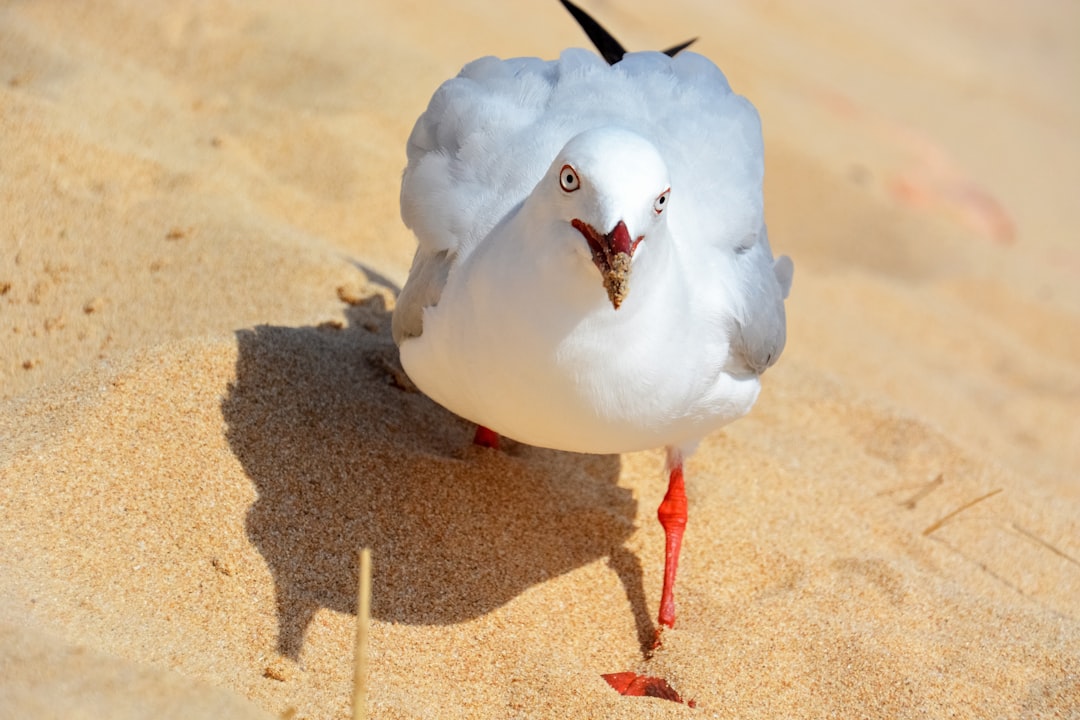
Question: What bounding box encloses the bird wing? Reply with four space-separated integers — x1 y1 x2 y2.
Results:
616 51 792 374
399 54 569 259
396 49 783 344
726 228 792 374
391 247 451 344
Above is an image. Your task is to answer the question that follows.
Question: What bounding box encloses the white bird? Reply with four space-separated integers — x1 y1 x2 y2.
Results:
393 0 793 640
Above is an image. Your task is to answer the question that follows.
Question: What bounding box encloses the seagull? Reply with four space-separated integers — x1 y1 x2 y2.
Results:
393 0 793 639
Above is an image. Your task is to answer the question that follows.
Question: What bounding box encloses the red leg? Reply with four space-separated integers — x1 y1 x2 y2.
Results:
656 459 688 630
472 425 500 449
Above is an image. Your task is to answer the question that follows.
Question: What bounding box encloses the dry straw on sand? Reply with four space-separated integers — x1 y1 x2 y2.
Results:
353 549 372 720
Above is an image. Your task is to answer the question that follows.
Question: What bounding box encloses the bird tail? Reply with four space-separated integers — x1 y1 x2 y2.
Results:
559 0 696 66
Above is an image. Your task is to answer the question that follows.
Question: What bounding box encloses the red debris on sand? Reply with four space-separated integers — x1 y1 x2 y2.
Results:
472 424 501 449
602 672 695 707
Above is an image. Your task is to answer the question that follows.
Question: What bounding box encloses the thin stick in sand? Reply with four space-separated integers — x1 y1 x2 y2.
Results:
922 488 1003 536
352 548 372 720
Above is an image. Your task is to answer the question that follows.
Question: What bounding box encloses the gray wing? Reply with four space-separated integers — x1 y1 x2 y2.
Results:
391 248 452 346
729 229 793 375
394 56 568 348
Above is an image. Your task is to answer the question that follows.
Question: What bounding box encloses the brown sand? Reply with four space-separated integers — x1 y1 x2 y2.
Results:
2 1 1078 717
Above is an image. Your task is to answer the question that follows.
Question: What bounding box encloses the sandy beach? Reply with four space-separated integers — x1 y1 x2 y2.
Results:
2 1 1078 717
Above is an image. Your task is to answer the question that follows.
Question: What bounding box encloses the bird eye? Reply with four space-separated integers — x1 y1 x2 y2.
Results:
559 165 580 192
654 188 670 214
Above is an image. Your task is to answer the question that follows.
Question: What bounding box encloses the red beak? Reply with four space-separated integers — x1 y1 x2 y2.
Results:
571 219 643 309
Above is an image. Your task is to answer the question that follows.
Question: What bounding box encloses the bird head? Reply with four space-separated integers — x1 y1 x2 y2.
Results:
545 127 671 310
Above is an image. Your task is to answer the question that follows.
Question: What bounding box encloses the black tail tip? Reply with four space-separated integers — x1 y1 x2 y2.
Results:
559 0 698 65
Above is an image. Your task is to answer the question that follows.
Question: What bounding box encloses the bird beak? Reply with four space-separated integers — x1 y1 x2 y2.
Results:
571 219 643 309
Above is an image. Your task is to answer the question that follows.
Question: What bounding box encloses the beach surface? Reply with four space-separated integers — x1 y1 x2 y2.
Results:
1 1 1078 717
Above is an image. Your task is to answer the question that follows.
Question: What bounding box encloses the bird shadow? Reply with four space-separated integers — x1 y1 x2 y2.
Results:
221 278 656 659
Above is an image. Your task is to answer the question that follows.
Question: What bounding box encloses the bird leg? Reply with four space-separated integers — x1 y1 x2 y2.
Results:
656 449 688 631
472 425 501 449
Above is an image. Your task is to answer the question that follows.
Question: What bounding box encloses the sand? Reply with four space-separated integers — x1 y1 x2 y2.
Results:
1 1 1078 718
